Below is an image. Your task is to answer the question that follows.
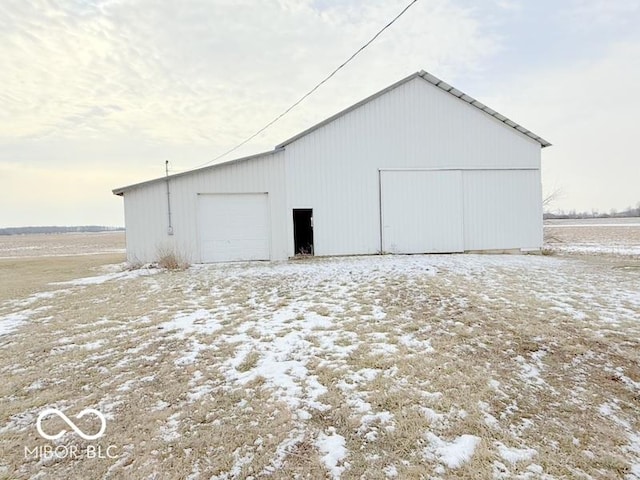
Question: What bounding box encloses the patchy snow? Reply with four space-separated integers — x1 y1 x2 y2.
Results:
117 375 154 392
359 411 394 439
552 244 640 257
81 340 104 350
0 311 32 336
420 406 446 425
0 306 50 336
397 333 434 352
606 366 640 394
152 400 170 411
597 401 640 477
159 310 224 365
383 464 398 478
599 403 614 417
496 442 537 464
546 223 640 228
478 401 500 429
316 428 348 479
544 218 640 258
261 430 305 475
186 463 200 480
53 267 157 286
489 379 501 390
175 340 208 366
160 413 181 442
4 251 640 477
515 350 549 388
212 450 254 480
161 309 222 336
369 342 398 355
187 384 214 403
217 302 354 415
7 289 71 308
25 380 45 392
424 432 481 468
494 461 552 480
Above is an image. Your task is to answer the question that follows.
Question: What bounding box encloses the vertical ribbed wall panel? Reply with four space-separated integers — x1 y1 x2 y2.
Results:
123 150 287 263
462 170 543 250
381 170 464 253
123 181 172 263
284 76 542 256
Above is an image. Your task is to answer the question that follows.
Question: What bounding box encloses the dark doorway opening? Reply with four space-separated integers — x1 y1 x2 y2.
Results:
293 209 314 255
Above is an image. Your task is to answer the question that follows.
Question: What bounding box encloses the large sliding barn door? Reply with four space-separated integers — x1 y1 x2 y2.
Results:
380 170 464 254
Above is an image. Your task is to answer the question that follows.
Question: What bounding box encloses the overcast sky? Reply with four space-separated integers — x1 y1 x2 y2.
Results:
1 0 639 227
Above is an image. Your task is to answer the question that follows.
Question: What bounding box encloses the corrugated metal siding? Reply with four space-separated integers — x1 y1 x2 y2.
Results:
462 169 543 250
123 150 287 263
284 76 542 256
123 181 172 263
381 170 464 253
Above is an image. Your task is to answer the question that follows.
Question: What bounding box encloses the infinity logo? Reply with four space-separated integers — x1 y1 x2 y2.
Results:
36 408 106 441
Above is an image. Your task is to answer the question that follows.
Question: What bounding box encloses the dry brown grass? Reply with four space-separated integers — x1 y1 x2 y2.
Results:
156 249 189 271
0 253 125 304
0 241 639 479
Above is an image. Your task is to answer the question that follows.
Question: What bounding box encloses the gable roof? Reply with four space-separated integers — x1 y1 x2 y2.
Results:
276 70 551 149
113 70 550 196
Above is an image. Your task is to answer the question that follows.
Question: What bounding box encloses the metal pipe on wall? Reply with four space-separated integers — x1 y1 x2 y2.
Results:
165 160 174 236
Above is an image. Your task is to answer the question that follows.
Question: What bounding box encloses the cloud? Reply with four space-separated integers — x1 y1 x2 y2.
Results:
0 162 127 226
2 0 638 225
0 0 499 157
0 0 504 226
493 0 521 11
562 0 640 27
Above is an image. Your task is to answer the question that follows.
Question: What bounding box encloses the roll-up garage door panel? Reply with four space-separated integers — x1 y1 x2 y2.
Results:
198 194 270 262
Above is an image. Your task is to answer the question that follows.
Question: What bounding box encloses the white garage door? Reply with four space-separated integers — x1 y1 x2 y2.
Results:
381 170 464 254
198 193 270 262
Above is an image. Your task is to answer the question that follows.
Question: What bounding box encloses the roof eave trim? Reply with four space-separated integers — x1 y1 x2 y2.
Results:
276 69 551 149
416 71 551 148
275 72 422 149
112 147 285 196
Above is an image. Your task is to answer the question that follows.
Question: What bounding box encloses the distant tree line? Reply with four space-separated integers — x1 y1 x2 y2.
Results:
544 203 640 220
0 226 124 236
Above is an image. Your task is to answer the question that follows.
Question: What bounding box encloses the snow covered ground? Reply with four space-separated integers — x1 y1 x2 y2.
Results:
0 252 639 479
545 217 640 257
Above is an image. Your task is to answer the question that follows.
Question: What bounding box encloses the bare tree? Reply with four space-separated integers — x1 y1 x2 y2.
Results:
543 187 563 209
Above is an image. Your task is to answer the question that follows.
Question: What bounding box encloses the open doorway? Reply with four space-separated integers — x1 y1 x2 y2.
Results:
293 209 314 255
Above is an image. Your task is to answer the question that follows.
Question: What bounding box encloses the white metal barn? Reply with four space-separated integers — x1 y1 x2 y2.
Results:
113 70 551 263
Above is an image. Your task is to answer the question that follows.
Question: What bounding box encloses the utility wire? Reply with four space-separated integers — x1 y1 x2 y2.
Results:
186 0 419 171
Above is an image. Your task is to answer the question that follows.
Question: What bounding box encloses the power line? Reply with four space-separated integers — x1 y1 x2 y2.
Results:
186 0 419 171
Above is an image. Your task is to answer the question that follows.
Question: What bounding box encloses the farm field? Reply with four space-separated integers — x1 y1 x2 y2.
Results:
0 225 638 479
0 231 125 259
545 217 640 257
